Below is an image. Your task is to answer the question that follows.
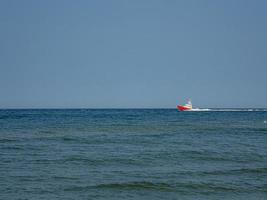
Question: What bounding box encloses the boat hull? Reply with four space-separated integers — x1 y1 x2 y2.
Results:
177 105 191 111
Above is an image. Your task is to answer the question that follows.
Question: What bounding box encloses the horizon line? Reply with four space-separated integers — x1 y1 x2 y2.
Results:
1 107 267 110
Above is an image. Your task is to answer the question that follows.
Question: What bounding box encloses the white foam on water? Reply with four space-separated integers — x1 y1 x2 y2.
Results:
190 108 211 111
211 109 267 112
187 108 267 112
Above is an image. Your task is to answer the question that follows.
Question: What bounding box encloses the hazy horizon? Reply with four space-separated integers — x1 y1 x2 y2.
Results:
1 107 267 110
1 0 267 108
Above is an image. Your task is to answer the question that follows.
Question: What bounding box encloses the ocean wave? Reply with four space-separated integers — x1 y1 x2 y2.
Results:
186 167 267 176
29 156 146 167
95 182 171 191
63 156 148 167
0 138 17 143
220 167 267 175
52 176 79 180
0 114 31 120
64 182 172 192
62 157 103 164
61 136 79 142
30 157 98 165
179 150 233 161
246 127 267 132
64 181 246 193
0 146 24 150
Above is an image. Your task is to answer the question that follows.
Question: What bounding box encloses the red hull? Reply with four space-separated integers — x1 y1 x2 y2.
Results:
177 105 191 111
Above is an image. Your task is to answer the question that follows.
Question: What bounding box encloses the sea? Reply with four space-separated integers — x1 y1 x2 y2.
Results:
0 109 267 200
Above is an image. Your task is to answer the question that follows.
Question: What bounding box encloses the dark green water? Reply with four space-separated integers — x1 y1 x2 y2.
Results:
0 109 267 200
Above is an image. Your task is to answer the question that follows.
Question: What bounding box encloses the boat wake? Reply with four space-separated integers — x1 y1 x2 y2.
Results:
190 108 211 112
188 108 267 112
177 99 267 112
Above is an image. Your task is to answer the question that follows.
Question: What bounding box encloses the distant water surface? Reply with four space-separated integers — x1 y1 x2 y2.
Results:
0 109 267 200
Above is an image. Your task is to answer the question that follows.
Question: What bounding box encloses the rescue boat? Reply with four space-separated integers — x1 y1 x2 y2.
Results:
177 100 192 111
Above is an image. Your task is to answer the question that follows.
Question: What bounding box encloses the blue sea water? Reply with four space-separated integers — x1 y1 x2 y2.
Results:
0 109 267 200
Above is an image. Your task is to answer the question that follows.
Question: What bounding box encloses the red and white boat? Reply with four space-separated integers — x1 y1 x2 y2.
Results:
177 100 192 111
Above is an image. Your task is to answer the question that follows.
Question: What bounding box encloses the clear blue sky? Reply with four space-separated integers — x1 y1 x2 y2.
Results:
0 0 267 108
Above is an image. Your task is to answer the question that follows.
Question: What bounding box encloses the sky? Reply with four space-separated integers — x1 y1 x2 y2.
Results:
0 0 267 108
